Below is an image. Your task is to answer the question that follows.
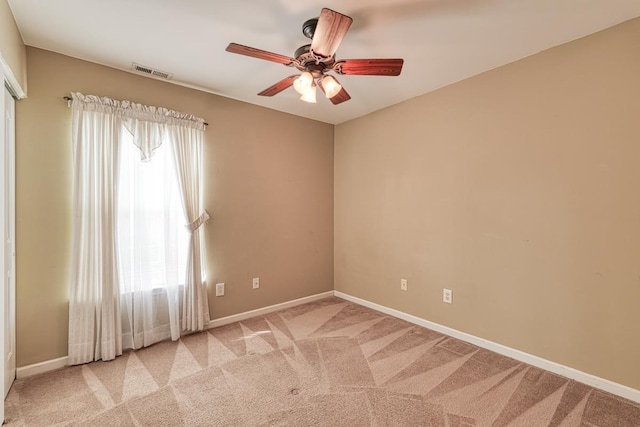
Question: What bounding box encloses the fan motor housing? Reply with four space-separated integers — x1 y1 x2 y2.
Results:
294 44 335 75
294 44 311 60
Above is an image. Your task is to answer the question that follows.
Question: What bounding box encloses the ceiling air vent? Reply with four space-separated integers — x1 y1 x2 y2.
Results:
131 62 173 80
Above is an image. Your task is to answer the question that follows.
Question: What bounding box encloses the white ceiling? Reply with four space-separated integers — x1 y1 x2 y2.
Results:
7 0 640 124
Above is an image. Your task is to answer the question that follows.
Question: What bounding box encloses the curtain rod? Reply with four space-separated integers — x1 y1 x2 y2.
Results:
62 96 208 126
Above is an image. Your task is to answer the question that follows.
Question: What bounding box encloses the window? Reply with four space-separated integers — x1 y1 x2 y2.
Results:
117 128 189 293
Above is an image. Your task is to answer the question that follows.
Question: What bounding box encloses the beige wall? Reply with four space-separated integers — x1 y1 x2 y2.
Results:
335 18 640 390
16 47 334 366
0 0 26 92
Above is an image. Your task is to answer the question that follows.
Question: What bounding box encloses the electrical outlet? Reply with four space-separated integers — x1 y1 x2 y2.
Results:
443 288 452 304
215 283 225 297
252 277 260 289
400 279 408 291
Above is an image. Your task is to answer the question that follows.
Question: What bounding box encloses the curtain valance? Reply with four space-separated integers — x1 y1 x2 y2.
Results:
71 92 206 160
71 92 205 129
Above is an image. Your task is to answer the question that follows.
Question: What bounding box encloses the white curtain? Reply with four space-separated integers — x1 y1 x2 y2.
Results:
68 93 209 364
168 124 210 331
68 95 123 365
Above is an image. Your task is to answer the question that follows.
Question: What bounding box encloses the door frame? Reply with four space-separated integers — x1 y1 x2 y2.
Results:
3 82 16 399
0 53 25 423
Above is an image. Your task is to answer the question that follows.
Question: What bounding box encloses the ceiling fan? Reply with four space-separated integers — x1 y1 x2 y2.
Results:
225 8 404 105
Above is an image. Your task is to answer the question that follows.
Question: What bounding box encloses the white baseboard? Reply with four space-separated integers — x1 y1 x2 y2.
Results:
207 290 335 329
16 356 68 379
334 291 640 404
16 290 335 379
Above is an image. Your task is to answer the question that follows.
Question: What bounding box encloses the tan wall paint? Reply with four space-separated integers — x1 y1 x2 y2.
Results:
335 18 640 390
0 0 27 92
16 47 334 366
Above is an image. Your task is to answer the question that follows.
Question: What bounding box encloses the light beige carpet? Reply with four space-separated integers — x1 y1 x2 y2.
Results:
5 296 640 426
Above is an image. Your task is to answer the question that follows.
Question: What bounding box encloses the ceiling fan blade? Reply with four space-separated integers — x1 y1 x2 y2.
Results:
317 77 351 105
336 59 404 76
258 75 299 96
226 43 295 65
310 8 353 58
327 86 351 105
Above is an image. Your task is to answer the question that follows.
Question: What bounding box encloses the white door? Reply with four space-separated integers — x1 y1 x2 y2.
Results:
3 84 15 398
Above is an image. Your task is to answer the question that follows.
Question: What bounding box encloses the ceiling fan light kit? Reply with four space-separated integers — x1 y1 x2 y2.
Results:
293 72 318 103
225 8 404 105
320 75 342 99
293 71 313 94
299 85 318 103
